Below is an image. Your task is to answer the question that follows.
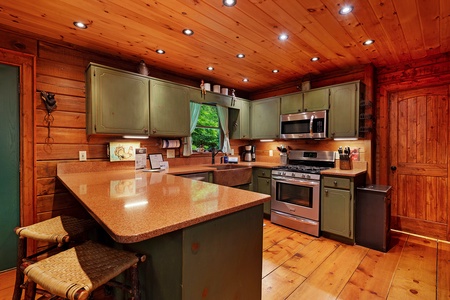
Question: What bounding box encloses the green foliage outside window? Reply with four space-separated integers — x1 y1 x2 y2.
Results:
192 104 220 152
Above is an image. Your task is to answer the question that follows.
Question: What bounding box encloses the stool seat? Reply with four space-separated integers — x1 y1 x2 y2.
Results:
15 215 97 245
22 241 144 300
13 216 98 300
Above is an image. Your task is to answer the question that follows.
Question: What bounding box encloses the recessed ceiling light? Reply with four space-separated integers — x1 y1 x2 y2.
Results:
339 5 353 15
243 78 249 82
207 66 214 71
236 53 245 58
272 69 279 73
73 21 87 29
310 57 320 62
182 29 194 36
156 49 165 54
278 34 289 41
223 0 236 7
363 39 375 46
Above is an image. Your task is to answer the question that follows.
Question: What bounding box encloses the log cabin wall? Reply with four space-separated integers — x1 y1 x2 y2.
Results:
377 53 450 240
0 27 375 237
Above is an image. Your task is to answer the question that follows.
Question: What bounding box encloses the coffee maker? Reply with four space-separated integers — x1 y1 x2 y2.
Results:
251 145 256 161
243 145 252 162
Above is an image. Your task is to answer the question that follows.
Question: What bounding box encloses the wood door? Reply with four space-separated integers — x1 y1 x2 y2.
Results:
389 85 449 239
0 64 20 271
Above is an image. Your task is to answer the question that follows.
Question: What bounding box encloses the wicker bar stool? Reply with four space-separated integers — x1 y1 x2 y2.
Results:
13 215 98 300
20 240 146 300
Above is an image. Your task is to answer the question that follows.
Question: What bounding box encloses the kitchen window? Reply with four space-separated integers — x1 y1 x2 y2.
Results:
192 104 221 152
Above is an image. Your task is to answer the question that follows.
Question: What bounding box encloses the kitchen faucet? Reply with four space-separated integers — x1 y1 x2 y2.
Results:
211 148 223 164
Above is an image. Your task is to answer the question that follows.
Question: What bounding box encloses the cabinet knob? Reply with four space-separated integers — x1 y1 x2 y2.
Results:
325 189 328 195
390 166 397 171
262 172 266 176
152 129 157 134
266 180 270 184
333 181 337 185
143 128 148 133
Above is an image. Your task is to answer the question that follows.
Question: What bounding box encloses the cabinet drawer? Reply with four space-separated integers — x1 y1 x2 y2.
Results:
254 168 271 178
322 176 351 189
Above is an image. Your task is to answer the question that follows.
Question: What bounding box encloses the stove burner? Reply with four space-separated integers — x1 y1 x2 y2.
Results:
276 165 332 174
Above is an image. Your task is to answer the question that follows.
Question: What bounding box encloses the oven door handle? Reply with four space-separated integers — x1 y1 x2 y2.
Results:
272 177 320 187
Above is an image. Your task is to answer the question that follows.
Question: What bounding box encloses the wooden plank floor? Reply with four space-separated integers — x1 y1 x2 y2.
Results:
1 220 449 299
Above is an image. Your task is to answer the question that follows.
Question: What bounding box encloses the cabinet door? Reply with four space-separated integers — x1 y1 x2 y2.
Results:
87 65 149 135
280 93 303 114
150 80 190 136
329 83 358 138
251 97 280 139
303 88 329 111
321 187 352 238
230 99 251 139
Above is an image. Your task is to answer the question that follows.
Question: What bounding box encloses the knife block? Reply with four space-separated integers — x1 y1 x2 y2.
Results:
339 155 353 170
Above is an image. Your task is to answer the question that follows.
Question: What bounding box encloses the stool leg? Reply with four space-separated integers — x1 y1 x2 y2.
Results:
24 279 37 300
130 264 140 300
13 237 26 300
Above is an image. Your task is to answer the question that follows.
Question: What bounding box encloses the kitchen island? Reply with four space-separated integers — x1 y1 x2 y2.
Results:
57 162 270 299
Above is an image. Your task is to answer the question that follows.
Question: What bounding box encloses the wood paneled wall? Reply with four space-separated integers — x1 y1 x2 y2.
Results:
376 53 450 240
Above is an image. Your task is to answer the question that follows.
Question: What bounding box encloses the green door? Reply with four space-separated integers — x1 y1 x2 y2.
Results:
0 64 20 270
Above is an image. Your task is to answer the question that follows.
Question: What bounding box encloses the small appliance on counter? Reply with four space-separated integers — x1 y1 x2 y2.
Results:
243 145 252 162
251 145 256 161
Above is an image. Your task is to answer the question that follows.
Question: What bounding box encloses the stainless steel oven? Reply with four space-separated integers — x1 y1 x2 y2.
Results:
271 150 335 237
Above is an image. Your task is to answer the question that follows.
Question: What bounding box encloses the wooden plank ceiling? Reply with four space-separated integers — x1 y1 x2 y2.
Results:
0 0 449 92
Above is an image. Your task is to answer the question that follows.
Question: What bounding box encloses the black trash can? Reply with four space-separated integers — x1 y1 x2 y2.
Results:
356 185 392 252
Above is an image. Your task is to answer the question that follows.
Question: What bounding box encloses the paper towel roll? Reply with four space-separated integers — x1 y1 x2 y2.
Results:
213 85 221 93
161 139 181 149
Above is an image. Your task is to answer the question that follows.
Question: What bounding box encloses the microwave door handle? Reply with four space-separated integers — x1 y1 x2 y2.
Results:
310 115 315 135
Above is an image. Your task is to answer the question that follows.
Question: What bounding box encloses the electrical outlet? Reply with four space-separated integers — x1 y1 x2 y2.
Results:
79 151 87 161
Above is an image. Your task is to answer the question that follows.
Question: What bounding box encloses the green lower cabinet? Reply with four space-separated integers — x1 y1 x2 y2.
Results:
321 187 352 238
321 174 365 244
253 168 272 215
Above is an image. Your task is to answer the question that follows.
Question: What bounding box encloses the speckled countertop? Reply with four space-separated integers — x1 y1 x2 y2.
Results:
57 167 270 244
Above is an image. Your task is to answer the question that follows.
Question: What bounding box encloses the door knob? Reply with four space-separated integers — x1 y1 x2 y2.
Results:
390 166 397 171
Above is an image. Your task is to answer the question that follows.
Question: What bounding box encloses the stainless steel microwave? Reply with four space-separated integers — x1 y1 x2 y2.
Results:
280 110 327 139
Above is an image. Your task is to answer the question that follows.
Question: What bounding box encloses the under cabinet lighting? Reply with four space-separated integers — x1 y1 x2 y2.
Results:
223 0 236 7
123 135 149 139
73 21 87 29
333 137 358 141
260 139 274 142
156 49 165 54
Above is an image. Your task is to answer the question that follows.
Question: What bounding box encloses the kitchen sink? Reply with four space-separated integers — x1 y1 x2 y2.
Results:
208 164 250 170
209 165 252 187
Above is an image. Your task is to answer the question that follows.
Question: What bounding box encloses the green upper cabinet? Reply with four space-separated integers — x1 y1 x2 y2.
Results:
229 98 250 139
280 88 329 114
303 88 330 111
280 93 302 114
86 63 149 135
150 79 190 137
251 97 280 139
329 82 362 139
